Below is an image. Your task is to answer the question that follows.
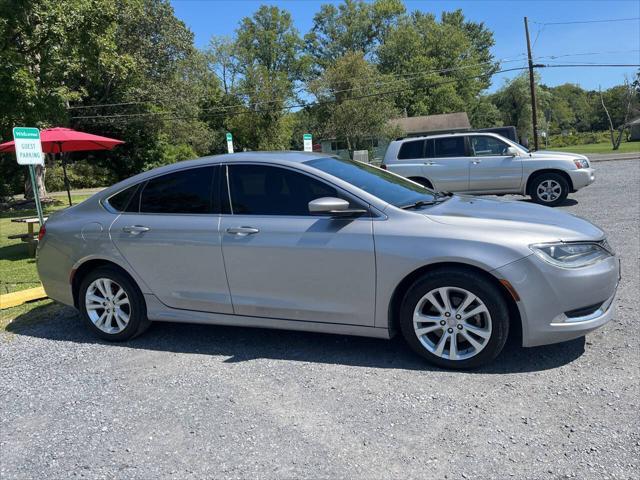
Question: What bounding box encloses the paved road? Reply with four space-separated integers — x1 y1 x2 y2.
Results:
587 152 639 162
1 160 638 479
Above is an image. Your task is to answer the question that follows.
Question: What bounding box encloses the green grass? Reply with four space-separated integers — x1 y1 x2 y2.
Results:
0 194 92 295
549 141 640 155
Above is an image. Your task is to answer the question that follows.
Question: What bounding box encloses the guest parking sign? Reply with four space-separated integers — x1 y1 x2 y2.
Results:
13 127 44 165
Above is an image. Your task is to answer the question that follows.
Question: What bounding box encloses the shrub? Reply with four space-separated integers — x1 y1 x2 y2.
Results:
45 159 115 192
547 131 610 148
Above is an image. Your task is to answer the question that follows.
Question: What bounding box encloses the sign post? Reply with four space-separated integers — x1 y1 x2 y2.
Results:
226 132 234 154
13 127 45 225
303 133 312 152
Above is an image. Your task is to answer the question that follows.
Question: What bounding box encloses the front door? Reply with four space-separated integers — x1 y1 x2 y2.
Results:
424 136 470 192
220 163 376 326
110 165 233 314
468 135 523 192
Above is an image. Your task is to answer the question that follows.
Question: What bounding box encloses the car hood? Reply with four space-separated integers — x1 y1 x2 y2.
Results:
529 150 589 161
421 195 604 243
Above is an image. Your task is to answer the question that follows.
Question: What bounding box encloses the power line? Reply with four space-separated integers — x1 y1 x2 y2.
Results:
73 66 531 124
68 55 529 112
70 60 522 120
531 17 640 26
539 63 640 68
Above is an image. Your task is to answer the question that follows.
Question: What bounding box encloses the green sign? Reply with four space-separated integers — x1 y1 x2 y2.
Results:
12 127 45 225
13 127 44 165
303 133 312 152
225 132 234 153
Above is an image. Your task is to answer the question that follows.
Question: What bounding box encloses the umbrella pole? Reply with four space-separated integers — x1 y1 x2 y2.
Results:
60 149 72 206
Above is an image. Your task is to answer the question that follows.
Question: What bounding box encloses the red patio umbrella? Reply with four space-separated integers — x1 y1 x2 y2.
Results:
0 127 124 205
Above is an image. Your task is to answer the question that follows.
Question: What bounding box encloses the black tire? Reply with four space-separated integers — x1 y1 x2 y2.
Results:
409 177 433 189
529 172 569 206
399 268 509 369
79 266 150 341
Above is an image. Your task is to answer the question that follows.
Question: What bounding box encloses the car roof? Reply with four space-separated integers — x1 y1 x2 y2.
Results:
97 151 334 198
177 151 328 168
393 131 504 143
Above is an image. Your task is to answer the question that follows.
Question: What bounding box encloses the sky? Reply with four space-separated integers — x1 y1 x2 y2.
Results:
170 0 640 92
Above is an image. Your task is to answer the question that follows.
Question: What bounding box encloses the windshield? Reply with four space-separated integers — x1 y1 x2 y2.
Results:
306 157 437 207
511 140 529 153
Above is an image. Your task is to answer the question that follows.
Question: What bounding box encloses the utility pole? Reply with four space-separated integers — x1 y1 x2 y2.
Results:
524 16 539 151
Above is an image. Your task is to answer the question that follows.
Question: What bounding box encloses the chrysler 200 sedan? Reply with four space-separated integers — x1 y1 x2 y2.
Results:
37 152 619 369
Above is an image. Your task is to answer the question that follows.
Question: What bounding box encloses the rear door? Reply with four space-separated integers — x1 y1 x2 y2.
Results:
220 163 376 326
385 139 428 180
468 135 523 192
109 165 233 313
425 137 470 191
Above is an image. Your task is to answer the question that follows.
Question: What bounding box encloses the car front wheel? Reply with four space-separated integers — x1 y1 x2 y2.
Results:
399 269 509 369
79 266 150 341
529 172 569 206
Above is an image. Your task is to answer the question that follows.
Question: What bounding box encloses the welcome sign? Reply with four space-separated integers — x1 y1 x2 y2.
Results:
13 127 44 165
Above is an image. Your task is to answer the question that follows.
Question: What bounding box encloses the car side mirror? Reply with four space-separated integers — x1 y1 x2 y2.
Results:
308 197 367 217
506 146 518 157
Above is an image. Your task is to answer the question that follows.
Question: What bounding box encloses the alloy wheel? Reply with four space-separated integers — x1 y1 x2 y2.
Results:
536 179 562 203
413 286 492 361
85 278 131 334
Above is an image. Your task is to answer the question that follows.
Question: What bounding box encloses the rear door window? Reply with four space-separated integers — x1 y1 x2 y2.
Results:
433 137 466 158
397 140 425 160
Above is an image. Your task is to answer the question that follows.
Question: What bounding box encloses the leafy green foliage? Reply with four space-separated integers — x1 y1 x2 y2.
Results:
309 52 400 154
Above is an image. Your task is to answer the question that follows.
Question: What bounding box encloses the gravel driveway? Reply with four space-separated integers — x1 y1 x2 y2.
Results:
1 159 638 480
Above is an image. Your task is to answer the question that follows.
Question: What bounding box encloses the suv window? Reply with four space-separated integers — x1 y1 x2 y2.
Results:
139 166 217 214
470 136 509 156
397 140 425 159
433 137 466 157
227 164 340 216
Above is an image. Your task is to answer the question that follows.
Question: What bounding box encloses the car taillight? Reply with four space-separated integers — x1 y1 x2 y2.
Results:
380 164 387 170
38 224 46 241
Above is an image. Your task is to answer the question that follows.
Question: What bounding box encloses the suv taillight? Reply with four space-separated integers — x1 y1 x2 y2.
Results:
38 224 46 241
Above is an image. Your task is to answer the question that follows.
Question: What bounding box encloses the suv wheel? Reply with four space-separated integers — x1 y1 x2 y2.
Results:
529 172 569 206
408 177 433 189
399 269 509 369
79 266 150 341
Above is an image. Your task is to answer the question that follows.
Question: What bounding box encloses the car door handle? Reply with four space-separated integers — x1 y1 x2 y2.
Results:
226 226 260 236
122 225 150 235
472 160 482 164
423 161 436 166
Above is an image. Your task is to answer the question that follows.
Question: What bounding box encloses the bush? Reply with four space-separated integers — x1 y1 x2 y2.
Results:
547 131 610 148
45 159 115 192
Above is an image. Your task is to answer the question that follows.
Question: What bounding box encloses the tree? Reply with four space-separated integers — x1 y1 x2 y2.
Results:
468 96 502 129
377 10 497 117
224 5 308 150
0 0 220 199
309 52 399 156
599 78 637 150
490 73 551 144
305 0 405 71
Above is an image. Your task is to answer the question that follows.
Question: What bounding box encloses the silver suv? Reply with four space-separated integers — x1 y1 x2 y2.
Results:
382 132 595 206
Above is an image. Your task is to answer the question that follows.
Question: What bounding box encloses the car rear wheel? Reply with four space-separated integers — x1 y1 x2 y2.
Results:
399 269 509 369
529 172 569 206
79 266 150 341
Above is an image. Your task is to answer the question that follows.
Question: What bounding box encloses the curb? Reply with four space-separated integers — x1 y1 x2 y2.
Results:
0 287 47 310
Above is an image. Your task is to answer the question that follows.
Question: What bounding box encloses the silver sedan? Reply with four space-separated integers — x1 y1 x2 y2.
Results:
36 152 619 368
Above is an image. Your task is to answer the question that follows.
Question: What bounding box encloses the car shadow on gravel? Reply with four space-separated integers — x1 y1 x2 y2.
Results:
6 303 585 374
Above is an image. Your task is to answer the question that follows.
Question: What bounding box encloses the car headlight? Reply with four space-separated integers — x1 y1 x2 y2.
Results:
530 242 612 268
573 158 589 169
